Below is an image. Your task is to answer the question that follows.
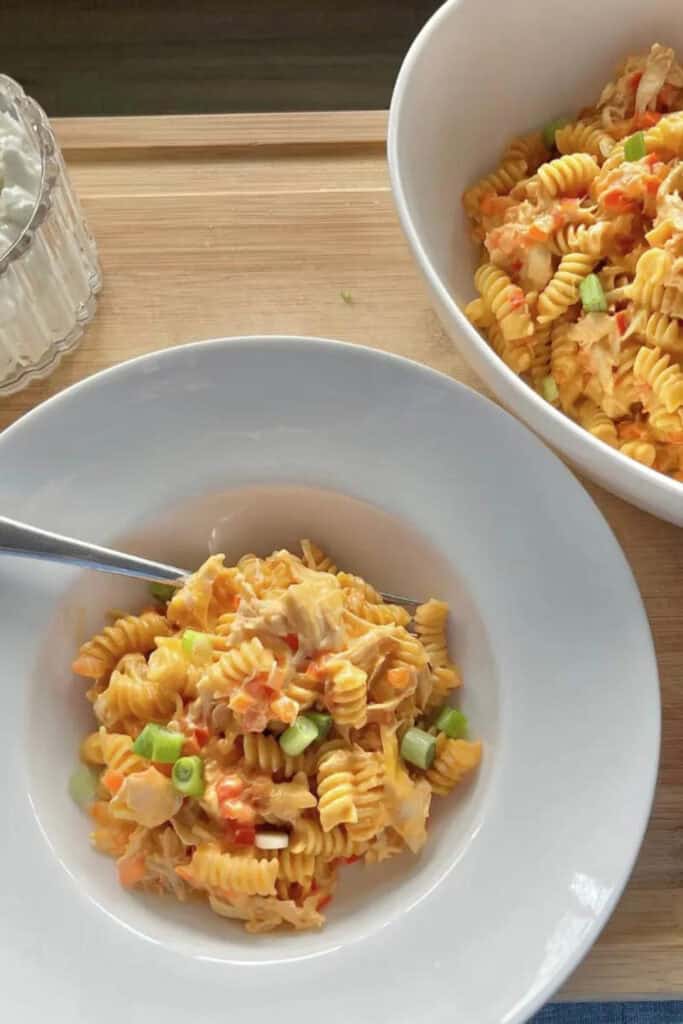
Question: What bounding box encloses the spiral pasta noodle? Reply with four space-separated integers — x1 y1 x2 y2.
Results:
72 543 482 931
72 611 170 680
185 845 279 897
289 819 362 858
537 153 600 198
463 42 683 480
426 737 483 796
317 750 358 831
463 158 527 216
241 733 314 779
634 345 683 412
555 121 615 162
538 253 597 324
93 653 178 729
323 659 368 729
474 263 534 342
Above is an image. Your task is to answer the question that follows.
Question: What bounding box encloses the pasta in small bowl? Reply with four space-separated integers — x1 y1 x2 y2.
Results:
389 0 683 524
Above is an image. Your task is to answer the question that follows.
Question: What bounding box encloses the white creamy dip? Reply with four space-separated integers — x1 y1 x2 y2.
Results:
0 108 41 256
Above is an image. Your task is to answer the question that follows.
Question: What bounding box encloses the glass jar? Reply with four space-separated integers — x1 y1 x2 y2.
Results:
0 75 101 395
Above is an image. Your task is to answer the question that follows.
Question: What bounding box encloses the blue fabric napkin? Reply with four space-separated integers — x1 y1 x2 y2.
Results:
532 1003 683 1023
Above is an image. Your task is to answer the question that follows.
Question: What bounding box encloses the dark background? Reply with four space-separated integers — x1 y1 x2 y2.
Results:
2 1 441 116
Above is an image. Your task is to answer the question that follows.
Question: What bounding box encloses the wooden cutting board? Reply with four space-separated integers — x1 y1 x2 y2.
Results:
2 111 681 1000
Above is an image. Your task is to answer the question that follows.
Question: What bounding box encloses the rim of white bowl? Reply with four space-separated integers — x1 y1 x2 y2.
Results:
0 335 660 1022
386 0 683 513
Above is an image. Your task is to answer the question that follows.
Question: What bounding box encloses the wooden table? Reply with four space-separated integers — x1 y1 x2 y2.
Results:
3 112 682 1000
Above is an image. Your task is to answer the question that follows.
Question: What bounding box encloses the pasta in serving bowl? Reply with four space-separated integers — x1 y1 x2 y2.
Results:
388 0 683 524
463 43 683 483
71 542 481 933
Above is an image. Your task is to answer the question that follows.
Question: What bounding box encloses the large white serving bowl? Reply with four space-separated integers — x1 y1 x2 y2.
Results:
0 338 659 1023
388 0 683 526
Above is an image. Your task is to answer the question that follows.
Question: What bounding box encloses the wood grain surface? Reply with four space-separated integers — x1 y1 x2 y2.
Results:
2 111 682 1000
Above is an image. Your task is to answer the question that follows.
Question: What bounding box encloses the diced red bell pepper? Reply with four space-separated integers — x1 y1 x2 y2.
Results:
193 725 210 748
284 633 299 653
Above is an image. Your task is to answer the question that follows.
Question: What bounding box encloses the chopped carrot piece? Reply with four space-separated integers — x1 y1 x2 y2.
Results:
90 800 112 823
618 420 649 440
230 691 254 714
117 853 146 888
387 667 411 690
508 288 526 311
527 224 548 243
633 111 662 130
71 655 106 679
102 769 124 795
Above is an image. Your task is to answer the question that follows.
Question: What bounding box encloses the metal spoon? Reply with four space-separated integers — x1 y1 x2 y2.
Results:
0 515 417 609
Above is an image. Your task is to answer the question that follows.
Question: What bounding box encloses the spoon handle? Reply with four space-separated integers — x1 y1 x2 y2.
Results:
0 515 190 584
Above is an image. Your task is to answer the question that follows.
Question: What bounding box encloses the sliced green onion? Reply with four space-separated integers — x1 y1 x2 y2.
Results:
541 375 559 403
303 711 332 740
579 273 607 313
624 130 646 162
340 289 353 304
400 727 437 770
435 706 469 740
69 764 100 809
279 716 319 756
132 723 184 763
182 629 214 660
172 755 205 796
149 581 176 603
542 117 569 149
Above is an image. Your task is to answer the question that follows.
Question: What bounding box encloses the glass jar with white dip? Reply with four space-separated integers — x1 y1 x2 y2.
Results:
0 74 101 395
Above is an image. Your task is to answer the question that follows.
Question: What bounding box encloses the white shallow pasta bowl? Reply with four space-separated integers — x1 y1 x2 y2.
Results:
388 0 683 526
0 337 659 1024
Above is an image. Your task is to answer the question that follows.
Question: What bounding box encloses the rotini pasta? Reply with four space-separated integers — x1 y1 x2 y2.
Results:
463 42 683 481
72 610 170 680
71 544 481 931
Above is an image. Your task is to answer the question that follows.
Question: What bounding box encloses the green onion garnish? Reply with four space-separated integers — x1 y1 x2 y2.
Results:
579 273 607 313
542 117 569 149
279 717 319 756
132 723 184 763
182 629 214 659
400 727 437 770
69 764 100 809
302 711 332 740
541 375 559 403
435 706 469 740
149 582 176 604
172 755 205 797
624 130 646 162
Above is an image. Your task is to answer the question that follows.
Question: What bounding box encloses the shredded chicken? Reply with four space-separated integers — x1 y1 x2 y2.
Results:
110 767 183 828
636 44 675 112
